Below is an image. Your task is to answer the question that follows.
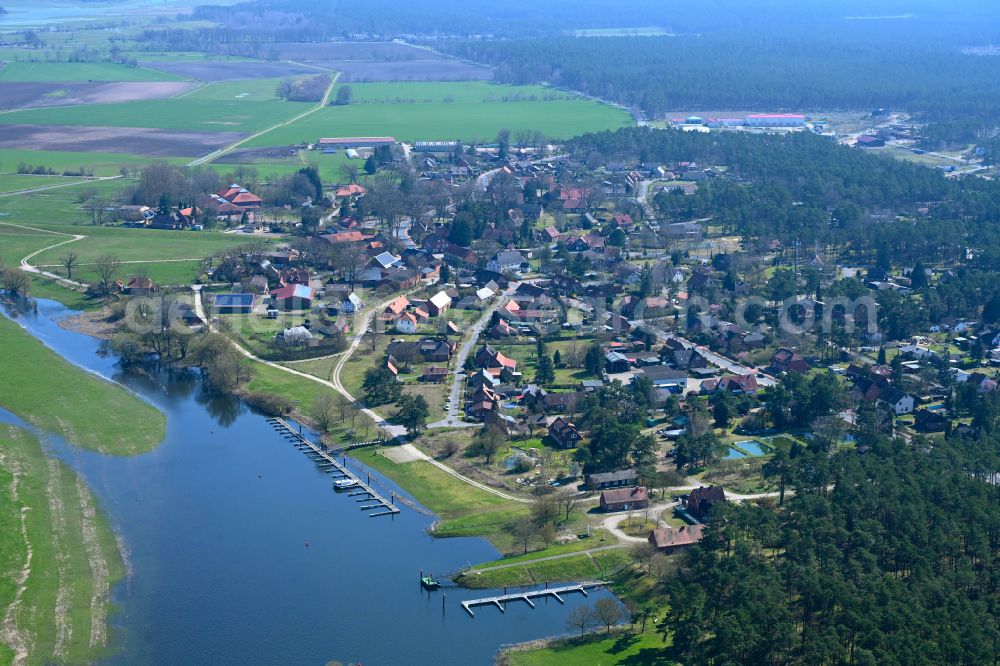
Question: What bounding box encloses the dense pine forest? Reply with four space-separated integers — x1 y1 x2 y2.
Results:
447 35 1000 146
667 432 1000 664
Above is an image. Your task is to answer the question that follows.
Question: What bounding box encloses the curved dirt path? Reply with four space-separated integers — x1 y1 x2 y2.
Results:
1 221 88 287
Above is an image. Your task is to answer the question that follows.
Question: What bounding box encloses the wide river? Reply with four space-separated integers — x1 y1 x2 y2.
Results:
3 298 618 665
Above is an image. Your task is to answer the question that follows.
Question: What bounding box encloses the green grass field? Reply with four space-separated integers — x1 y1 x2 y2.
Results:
508 625 672 666
0 98 312 134
0 425 125 665
180 78 287 102
0 61 186 82
0 315 165 455
0 174 89 194
247 89 632 145
0 150 187 177
27 225 257 270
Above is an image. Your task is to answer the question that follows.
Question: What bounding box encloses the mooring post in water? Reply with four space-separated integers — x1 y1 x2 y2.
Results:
442 593 446 615
342 456 347 467
367 472 371 485
390 492 395 506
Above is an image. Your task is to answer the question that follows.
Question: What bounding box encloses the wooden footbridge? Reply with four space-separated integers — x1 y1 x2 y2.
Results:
460 581 606 617
267 417 400 517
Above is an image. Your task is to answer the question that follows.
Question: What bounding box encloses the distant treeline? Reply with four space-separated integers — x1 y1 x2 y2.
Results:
446 36 1000 139
568 127 1000 268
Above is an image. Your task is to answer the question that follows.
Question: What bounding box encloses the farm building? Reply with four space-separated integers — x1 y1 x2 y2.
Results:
586 469 638 490
635 366 688 390
413 141 459 153
341 293 364 314
318 136 396 149
745 113 806 128
270 284 315 311
857 135 886 148
214 293 255 314
217 184 263 209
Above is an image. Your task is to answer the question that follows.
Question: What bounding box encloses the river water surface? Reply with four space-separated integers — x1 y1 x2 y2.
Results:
3 298 618 665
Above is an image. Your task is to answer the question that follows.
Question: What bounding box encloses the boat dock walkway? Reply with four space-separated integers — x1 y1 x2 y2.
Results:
460 581 605 617
267 417 400 517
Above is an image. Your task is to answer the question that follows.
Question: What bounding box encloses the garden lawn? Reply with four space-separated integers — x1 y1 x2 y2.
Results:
0 316 165 455
0 425 126 665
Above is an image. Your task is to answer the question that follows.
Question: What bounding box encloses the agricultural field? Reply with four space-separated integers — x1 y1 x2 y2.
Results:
0 81 199 111
0 61 186 82
311 60 491 82
0 97 312 135
267 42 444 61
0 124 241 158
140 60 319 82
247 82 631 145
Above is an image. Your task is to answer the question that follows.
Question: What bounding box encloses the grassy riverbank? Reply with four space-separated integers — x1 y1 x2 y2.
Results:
0 315 165 455
0 425 125 664
504 625 673 666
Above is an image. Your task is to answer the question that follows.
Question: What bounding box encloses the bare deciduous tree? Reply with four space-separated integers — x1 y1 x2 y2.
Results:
60 251 79 280
566 605 596 636
594 598 625 633
508 519 539 555
311 393 338 433
93 255 122 297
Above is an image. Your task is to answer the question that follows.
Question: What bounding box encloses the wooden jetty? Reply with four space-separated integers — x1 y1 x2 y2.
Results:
460 581 606 617
266 417 400 517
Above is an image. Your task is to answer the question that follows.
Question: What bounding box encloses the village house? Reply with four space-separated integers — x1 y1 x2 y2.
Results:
600 486 649 512
395 312 418 333
769 348 810 375
685 485 727 522
648 525 706 553
487 249 528 274
548 416 582 449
